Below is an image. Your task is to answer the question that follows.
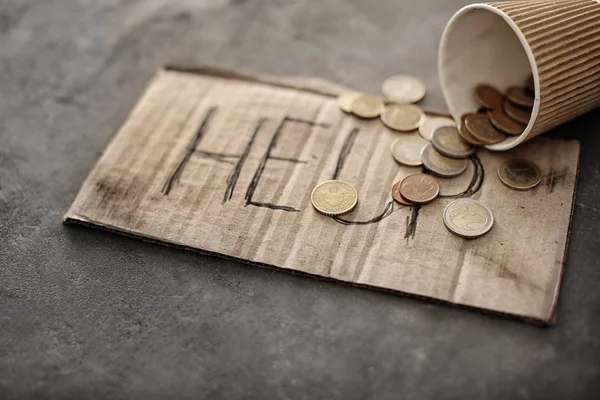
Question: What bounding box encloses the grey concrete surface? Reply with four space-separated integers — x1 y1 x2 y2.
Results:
1 0 599 399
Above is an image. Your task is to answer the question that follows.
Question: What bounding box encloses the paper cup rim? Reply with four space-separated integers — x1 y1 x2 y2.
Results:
438 3 541 151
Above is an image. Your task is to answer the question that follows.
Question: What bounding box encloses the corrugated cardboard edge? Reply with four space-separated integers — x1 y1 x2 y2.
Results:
64 214 553 326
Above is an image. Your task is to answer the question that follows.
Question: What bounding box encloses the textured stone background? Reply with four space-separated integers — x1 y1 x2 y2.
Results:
1 0 599 398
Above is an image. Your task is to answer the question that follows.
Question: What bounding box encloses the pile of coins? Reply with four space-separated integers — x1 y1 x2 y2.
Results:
313 75 432 217
337 75 427 132
311 74 542 240
460 76 535 145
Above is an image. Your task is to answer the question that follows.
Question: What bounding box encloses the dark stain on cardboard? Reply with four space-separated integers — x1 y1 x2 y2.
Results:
478 252 544 293
540 167 567 194
94 175 147 225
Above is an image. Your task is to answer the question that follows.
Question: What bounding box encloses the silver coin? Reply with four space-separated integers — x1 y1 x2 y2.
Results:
443 198 494 239
420 144 468 177
418 116 456 141
431 126 475 159
381 75 426 104
390 135 428 166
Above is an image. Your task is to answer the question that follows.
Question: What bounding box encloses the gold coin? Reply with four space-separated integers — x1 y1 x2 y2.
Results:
351 94 385 119
337 92 362 113
420 144 468 178
381 75 426 104
497 159 542 190
390 135 428 166
443 199 494 239
418 116 456 141
381 104 425 132
431 126 474 159
311 180 358 216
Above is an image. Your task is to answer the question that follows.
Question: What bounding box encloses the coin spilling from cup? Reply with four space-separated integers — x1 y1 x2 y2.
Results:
462 76 535 145
313 74 543 239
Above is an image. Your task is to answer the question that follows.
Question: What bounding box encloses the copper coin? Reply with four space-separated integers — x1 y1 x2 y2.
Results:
474 85 503 110
458 114 485 146
399 173 440 204
525 75 535 93
506 86 534 108
464 114 505 145
391 181 415 206
502 99 531 125
489 108 526 136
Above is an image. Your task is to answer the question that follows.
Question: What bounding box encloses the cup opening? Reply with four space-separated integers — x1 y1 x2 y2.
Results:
438 4 540 151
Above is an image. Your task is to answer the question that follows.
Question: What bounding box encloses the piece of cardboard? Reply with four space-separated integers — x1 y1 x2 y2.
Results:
65 67 579 323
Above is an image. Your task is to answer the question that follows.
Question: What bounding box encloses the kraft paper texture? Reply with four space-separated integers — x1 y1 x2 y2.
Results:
65 67 580 323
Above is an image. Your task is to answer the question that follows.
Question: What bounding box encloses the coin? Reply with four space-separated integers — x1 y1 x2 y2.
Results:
475 84 503 110
431 126 474 159
443 199 494 239
381 75 426 104
399 174 440 203
458 115 485 146
418 116 456 141
381 104 425 131
489 108 526 136
351 94 385 119
391 181 415 206
420 144 468 177
390 135 428 166
311 180 358 216
464 114 505 145
497 159 542 190
506 86 534 108
338 92 362 113
502 99 531 125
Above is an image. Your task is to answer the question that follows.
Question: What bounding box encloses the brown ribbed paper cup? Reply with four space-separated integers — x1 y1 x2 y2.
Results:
439 0 600 151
